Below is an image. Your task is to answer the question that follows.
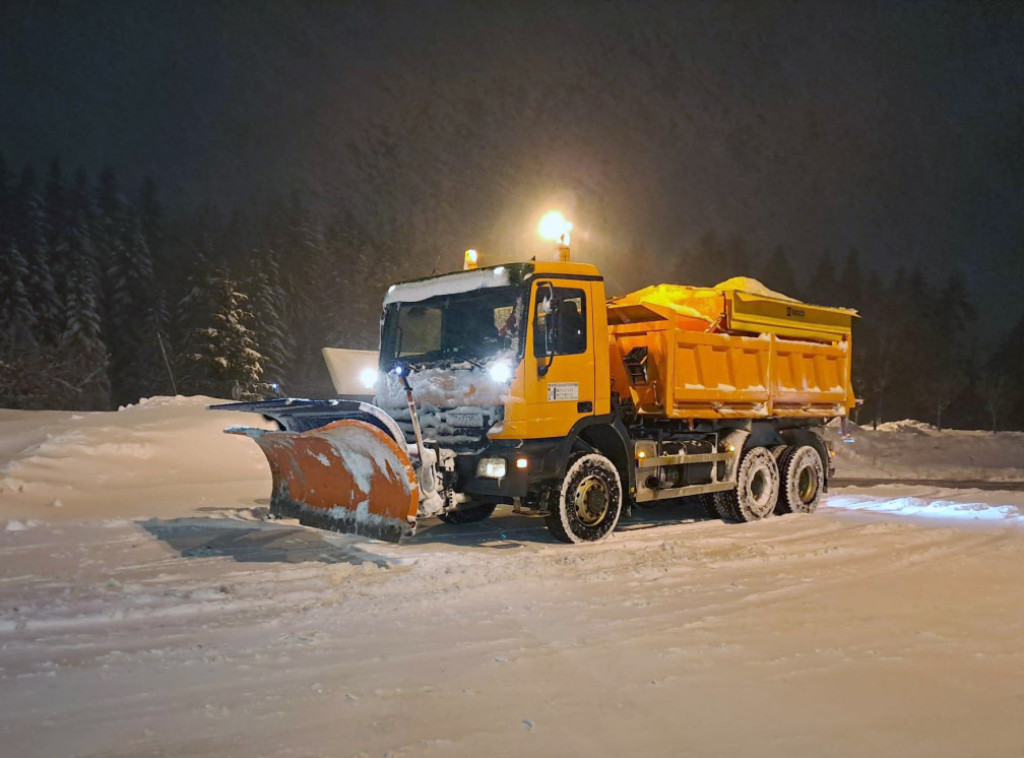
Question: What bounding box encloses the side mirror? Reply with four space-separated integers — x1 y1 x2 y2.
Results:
534 282 556 377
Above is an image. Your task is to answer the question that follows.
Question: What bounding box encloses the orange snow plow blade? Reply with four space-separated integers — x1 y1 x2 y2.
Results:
229 419 419 542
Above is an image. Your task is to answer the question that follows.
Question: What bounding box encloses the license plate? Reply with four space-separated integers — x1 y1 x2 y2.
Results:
448 412 485 428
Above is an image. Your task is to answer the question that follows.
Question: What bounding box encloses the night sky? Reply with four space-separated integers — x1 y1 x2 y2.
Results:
3 1 1023 332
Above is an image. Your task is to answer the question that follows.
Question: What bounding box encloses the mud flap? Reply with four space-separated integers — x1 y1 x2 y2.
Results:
230 419 419 543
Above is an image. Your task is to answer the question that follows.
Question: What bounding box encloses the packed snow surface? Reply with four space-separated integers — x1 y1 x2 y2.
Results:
1 398 1023 757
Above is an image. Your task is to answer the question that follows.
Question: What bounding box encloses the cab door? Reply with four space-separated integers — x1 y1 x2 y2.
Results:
522 279 597 438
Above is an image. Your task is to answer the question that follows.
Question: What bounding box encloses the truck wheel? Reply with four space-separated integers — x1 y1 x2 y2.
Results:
697 493 718 518
438 503 497 525
713 446 780 522
775 445 824 514
547 453 623 543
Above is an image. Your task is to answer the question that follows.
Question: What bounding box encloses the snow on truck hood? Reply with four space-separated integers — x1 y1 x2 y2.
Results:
383 266 512 304
375 363 508 409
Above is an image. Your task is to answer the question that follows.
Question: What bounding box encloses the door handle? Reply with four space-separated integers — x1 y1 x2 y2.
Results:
577 401 593 413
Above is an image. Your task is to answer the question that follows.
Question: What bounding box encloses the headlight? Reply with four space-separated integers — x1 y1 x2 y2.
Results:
476 458 507 479
359 367 379 389
488 361 513 384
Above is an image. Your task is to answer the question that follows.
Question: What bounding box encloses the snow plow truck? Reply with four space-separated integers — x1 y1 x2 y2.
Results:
212 257 856 544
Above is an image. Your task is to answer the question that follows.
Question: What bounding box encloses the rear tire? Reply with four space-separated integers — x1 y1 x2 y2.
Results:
438 503 497 525
775 445 824 514
546 453 623 543
698 493 718 519
712 446 780 522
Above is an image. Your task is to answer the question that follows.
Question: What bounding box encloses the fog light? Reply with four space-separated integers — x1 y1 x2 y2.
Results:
476 458 507 479
515 457 528 469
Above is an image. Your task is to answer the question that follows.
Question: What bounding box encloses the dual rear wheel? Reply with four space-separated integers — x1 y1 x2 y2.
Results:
713 444 824 523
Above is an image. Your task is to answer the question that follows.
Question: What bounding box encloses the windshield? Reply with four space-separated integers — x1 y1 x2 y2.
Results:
381 285 526 365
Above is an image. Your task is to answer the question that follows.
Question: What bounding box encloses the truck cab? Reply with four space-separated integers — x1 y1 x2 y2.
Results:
375 261 629 528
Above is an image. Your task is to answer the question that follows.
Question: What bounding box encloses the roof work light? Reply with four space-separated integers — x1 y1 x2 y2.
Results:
538 211 572 262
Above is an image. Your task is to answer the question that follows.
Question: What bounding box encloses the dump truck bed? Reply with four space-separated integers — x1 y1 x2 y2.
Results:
608 280 856 420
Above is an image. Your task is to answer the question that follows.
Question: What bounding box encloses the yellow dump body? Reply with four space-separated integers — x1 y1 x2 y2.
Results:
607 280 856 420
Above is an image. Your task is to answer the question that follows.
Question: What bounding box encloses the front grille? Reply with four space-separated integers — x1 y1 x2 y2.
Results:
383 405 503 449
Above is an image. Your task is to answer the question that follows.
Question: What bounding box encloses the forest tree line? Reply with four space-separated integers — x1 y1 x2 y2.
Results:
1 157 1023 431
0 156 382 410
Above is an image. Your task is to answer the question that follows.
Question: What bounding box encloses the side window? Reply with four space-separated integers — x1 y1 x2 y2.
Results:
533 285 587 358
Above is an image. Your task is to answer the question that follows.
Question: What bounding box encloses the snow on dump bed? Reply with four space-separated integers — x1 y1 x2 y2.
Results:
832 419 1024 482
713 275 798 302
0 396 275 522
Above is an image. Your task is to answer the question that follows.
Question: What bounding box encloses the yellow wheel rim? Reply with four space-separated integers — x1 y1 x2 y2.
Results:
573 476 610 526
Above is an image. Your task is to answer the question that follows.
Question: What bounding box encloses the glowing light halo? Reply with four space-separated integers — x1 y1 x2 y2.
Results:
538 211 572 242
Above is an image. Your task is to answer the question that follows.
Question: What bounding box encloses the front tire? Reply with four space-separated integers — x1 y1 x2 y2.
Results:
713 446 780 522
775 445 824 514
546 453 623 543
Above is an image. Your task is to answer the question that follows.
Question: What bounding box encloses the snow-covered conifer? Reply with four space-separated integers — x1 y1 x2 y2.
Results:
14 167 61 345
183 268 265 400
0 240 38 352
97 169 164 404
59 168 111 409
249 248 292 388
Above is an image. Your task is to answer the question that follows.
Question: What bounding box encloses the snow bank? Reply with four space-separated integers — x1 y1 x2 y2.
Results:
832 420 1024 482
0 396 275 523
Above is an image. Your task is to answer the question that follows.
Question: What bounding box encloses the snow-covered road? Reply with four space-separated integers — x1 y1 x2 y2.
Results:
1 399 1023 756
2 492 1024 757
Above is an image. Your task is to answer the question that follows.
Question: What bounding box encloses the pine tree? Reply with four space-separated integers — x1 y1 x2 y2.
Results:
249 248 292 388
685 229 723 287
44 159 70 308
183 268 265 400
719 235 750 282
807 251 837 305
96 169 164 405
839 248 864 309
936 268 976 331
853 265 907 426
986 308 1024 430
0 240 37 352
759 245 799 297
60 168 111 410
94 168 125 293
137 177 162 265
863 269 883 308
13 167 61 345
0 153 10 249
284 194 337 390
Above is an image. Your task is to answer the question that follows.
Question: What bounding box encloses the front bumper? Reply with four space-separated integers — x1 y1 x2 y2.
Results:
453 438 564 498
